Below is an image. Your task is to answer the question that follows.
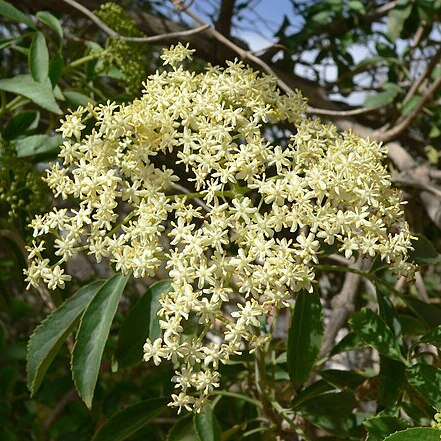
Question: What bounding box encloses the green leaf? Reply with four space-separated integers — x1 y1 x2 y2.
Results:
384 428 441 441
401 296 441 328
148 280 170 341
296 391 356 437
311 10 332 25
364 415 409 441
408 234 441 265
29 32 49 83
15 134 62 158
348 0 365 13
401 95 423 117
399 314 427 337
349 308 406 363
91 398 168 441
429 124 441 139
387 0 412 42
114 280 172 369
365 84 401 107
421 325 441 350
330 331 366 355
378 357 406 407
49 54 64 87
406 363 441 409
0 75 61 114
292 379 335 409
2 111 39 141
52 84 64 101
0 0 35 29
287 290 323 389
26 280 104 396
36 11 63 41
194 405 222 441
72 274 129 408
320 369 366 390
167 416 199 441
63 90 95 108
377 287 402 342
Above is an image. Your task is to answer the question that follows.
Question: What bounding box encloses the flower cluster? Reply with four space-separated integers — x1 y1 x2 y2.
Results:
25 43 415 412
0 140 47 225
95 2 149 95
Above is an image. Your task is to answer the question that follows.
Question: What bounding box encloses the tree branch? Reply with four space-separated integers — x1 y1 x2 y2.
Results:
61 0 209 43
403 44 441 106
215 0 236 37
320 258 367 357
307 105 382 116
379 73 441 142
171 1 297 96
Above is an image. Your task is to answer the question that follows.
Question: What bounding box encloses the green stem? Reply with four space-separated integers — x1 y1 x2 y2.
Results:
212 390 263 408
64 50 106 71
271 402 311 441
4 96 29 113
0 90 6 114
107 210 136 236
314 264 371 279
255 348 285 440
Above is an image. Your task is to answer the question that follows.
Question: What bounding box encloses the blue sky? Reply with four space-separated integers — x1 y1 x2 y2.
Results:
192 0 297 51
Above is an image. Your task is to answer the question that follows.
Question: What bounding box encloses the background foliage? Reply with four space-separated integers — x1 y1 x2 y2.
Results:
2 0 441 440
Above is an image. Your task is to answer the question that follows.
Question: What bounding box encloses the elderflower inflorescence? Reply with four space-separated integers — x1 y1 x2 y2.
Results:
25 43 415 413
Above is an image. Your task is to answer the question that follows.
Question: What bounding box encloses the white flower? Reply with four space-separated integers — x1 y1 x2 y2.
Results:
25 43 415 412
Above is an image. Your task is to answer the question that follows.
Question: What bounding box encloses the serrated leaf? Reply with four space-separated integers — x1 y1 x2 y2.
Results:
384 428 441 441
350 308 406 363
194 405 221 441
0 0 35 29
15 134 62 158
0 74 61 114
408 234 441 265
72 274 129 408
29 32 49 83
287 290 323 389
26 280 104 396
36 11 63 41
91 397 168 441
2 110 39 141
406 363 441 409
364 415 409 441
114 280 172 369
